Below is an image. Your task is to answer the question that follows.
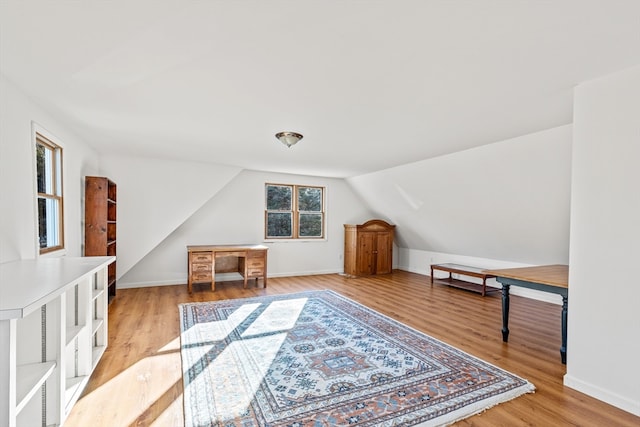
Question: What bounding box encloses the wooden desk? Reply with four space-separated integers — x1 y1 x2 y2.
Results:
187 245 268 292
484 264 569 363
430 263 497 296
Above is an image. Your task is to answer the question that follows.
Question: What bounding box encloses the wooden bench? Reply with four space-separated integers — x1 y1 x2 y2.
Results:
430 263 498 296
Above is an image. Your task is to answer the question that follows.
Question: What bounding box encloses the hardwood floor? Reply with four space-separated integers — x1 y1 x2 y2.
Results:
65 271 639 426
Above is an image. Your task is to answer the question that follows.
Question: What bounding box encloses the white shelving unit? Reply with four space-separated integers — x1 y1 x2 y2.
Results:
0 256 114 427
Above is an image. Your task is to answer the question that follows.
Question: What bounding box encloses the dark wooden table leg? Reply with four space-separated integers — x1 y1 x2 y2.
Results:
561 294 568 364
501 283 510 342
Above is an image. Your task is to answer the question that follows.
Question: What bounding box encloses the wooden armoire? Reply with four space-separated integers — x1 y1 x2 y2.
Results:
344 219 395 277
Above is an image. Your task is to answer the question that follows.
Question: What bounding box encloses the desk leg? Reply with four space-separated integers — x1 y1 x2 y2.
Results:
187 253 193 293
501 284 510 342
561 295 568 364
211 259 216 292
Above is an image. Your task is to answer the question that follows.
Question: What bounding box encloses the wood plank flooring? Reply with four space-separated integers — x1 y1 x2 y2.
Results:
65 271 639 426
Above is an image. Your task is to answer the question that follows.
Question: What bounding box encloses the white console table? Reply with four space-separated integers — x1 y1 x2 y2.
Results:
0 256 114 427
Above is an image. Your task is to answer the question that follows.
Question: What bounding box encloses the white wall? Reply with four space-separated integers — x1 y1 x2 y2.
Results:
0 75 100 263
118 169 379 287
565 65 640 416
348 125 572 266
99 154 242 280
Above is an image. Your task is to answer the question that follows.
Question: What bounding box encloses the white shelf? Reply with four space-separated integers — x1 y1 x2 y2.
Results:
65 376 88 410
0 257 114 321
91 289 104 300
1 257 113 427
92 346 107 367
16 361 56 414
65 325 85 347
91 318 104 335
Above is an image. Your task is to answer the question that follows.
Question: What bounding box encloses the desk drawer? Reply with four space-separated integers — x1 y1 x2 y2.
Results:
192 272 212 282
191 252 212 263
192 263 211 273
247 250 266 259
247 267 264 277
247 258 265 269
216 251 245 258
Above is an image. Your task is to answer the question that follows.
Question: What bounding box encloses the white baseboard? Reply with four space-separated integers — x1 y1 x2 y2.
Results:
118 267 561 305
117 269 342 289
398 264 562 305
564 374 640 416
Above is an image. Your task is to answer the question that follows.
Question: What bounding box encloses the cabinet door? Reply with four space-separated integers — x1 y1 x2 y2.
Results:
375 231 393 274
356 232 376 275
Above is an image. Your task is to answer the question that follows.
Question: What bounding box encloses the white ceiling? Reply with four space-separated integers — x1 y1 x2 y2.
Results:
1 1 639 178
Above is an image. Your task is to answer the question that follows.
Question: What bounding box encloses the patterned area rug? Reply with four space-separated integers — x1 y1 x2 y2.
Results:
179 290 534 427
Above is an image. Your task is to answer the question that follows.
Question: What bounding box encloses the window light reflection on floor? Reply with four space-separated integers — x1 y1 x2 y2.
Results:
186 298 309 423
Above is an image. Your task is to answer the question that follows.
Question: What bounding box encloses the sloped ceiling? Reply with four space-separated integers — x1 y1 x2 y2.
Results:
1 1 639 178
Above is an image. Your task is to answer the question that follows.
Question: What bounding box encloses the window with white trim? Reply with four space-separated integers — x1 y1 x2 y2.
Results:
265 183 325 239
36 133 64 253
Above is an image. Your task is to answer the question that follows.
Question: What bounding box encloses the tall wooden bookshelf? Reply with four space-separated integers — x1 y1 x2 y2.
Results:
84 176 117 301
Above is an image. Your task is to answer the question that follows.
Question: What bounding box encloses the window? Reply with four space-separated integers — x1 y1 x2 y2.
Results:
265 183 324 239
35 133 64 253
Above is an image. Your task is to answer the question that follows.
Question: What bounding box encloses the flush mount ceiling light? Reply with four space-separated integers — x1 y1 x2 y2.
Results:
275 131 303 148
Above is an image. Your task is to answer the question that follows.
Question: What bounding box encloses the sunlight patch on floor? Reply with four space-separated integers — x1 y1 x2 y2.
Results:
69 350 182 426
187 332 287 423
182 302 262 342
242 298 308 337
185 298 309 423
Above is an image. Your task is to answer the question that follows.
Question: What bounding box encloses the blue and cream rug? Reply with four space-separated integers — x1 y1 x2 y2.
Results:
179 290 534 427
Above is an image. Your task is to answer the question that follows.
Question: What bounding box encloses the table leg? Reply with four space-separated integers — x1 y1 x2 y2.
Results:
501 284 510 342
561 294 568 364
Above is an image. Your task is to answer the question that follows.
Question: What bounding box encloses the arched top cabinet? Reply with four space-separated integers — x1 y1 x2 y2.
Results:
344 219 395 277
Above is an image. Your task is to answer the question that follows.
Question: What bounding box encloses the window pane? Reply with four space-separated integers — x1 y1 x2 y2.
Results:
298 187 322 211
38 197 60 248
266 185 292 210
38 198 47 248
299 213 322 237
36 143 47 193
267 212 292 237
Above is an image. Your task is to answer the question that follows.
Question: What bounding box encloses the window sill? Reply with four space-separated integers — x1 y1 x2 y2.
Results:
263 238 327 243
38 248 67 258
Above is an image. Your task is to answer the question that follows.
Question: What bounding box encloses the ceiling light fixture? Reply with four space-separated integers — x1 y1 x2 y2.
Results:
275 131 303 148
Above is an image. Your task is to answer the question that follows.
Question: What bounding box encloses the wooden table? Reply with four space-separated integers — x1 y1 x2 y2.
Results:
187 245 268 292
430 263 497 296
484 264 569 363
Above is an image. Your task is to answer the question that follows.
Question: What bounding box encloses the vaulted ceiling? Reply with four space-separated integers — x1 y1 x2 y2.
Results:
2 1 639 177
